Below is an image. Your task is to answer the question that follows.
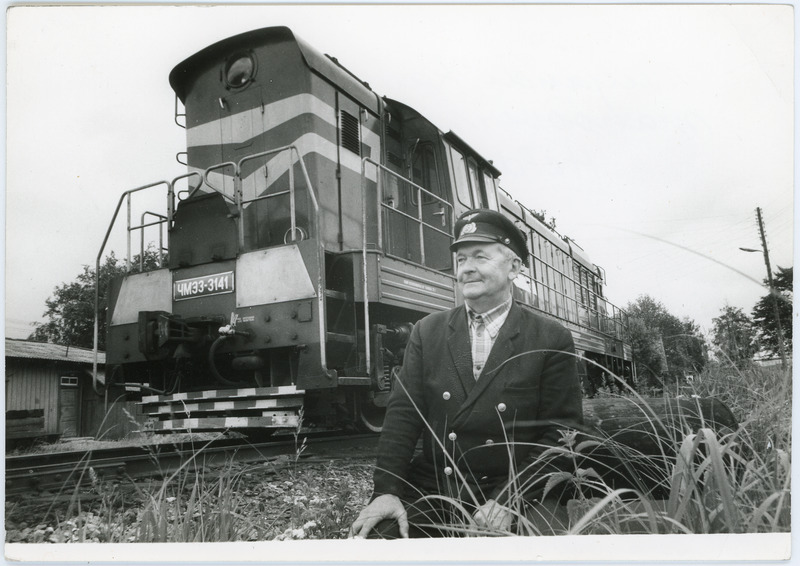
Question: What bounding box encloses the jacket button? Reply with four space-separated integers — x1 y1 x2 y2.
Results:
442 391 451 400
444 466 453 476
448 432 457 441
497 403 507 412
485 439 494 445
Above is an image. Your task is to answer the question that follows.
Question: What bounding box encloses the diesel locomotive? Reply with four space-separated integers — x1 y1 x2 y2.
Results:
96 27 635 433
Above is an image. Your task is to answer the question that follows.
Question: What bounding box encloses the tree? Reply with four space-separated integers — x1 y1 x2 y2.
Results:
625 295 707 388
625 314 667 386
29 249 163 350
711 305 758 367
751 266 792 357
672 318 708 377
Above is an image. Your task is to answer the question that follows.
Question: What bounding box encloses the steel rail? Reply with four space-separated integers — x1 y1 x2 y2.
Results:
5 433 378 496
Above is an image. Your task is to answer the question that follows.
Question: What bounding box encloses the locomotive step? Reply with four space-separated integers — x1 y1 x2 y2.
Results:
151 414 300 432
139 385 305 405
144 396 303 416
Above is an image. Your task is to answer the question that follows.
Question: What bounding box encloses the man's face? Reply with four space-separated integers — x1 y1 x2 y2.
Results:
455 242 520 312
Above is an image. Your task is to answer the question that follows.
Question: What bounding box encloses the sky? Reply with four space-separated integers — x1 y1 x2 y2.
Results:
4 3 795 343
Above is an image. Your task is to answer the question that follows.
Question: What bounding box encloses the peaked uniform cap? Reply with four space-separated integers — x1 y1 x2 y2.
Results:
451 209 529 266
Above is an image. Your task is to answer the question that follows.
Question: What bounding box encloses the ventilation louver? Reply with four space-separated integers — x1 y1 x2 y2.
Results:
339 110 361 155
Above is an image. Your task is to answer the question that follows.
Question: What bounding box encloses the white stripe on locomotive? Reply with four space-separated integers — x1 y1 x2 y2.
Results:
186 93 380 158
186 131 378 204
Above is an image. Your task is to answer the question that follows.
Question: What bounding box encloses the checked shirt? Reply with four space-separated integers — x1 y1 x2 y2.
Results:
466 297 513 380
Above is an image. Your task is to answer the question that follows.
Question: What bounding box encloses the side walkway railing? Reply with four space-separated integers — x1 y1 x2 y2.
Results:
360 157 454 376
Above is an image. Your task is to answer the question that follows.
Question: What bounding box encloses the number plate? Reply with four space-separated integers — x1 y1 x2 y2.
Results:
174 271 234 301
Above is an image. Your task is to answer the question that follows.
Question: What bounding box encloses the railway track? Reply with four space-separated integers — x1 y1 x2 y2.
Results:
5 431 379 496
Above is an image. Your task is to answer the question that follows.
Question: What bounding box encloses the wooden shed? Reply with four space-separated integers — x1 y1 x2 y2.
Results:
5 339 108 441
5 340 151 444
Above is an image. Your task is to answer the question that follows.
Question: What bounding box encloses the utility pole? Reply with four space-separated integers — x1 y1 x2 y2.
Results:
755 207 788 369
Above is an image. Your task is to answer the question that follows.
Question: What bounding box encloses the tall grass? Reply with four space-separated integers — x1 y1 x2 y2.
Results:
11 361 788 541
383 360 791 537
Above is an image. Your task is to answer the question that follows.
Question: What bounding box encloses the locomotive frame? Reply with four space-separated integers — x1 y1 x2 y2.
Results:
93 27 635 433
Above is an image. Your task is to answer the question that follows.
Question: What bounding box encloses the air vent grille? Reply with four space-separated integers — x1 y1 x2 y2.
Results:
385 122 402 141
387 152 404 168
339 111 361 155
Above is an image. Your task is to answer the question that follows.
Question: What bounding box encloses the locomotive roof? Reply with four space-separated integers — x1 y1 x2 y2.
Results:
383 98 502 178
497 187 599 274
564 239 596 273
443 130 502 178
169 26 380 112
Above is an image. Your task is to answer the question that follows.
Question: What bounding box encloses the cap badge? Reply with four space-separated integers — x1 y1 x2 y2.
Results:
463 213 478 222
460 222 477 237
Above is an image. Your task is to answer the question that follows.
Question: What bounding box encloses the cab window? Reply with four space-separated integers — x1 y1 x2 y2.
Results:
467 158 482 207
411 143 441 198
448 146 472 207
482 171 498 210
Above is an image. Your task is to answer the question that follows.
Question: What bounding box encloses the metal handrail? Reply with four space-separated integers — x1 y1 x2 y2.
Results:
238 145 321 220
234 146 331 379
93 180 171 397
174 95 186 129
518 268 628 340
170 171 202 221
360 157 455 377
232 146 332 378
198 162 238 203
236 145 336 378
138 212 168 270
520 246 629 340
374 167 453 250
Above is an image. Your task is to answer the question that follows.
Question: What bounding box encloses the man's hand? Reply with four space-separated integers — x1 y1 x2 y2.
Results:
349 494 409 539
473 499 513 532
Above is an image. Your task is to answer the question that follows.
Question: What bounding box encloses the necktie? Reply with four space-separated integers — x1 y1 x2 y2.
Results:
472 313 484 336
470 312 487 380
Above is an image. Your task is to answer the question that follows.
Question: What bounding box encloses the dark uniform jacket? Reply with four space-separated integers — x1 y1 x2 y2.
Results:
372 300 583 506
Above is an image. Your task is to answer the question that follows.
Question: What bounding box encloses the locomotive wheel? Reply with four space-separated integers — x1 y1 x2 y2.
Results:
358 399 387 433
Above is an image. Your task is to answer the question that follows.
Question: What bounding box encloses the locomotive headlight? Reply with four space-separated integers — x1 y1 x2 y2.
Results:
225 54 255 88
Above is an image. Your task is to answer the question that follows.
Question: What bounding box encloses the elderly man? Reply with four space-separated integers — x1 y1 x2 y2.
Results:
350 209 583 538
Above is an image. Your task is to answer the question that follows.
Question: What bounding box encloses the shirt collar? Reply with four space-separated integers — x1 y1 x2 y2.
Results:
466 297 513 337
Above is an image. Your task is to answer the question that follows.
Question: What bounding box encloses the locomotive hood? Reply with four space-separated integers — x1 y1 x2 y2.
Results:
168 26 380 113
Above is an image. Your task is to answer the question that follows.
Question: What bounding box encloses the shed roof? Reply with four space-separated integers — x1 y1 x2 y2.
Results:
5 339 106 365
